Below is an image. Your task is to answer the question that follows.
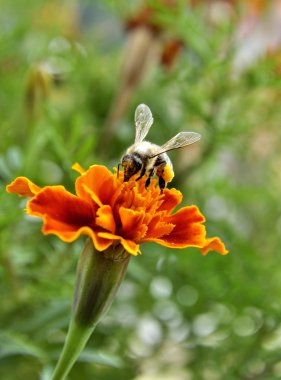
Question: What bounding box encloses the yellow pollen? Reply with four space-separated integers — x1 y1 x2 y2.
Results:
162 164 174 183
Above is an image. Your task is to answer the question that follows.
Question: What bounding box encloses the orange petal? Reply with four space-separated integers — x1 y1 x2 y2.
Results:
89 230 114 251
144 220 175 239
82 184 103 207
158 188 182 213
119 207 147 241
27 186 95 241
6 177 41 197
120 238 141 256
144 206 206 248
96 205 116 233
200 237 229 256
166 205 205 224
98 232 141 256
75 165 118 205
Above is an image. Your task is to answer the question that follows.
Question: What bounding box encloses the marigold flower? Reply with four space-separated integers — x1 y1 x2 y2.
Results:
6 163 228 256
7 163 228 380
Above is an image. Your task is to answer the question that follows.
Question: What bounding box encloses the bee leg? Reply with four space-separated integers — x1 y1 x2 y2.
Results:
158 176 166 193
136 165 146 181
145 169 154 188
117 163 121 178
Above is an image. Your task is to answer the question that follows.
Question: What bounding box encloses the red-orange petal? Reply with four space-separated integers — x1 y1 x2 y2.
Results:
6 177 41 197
158 188 182 213
143 206 206 247
165 205 206 225
43 224 114 251
144 220 175 239
27 186 95 241
200 237 229 256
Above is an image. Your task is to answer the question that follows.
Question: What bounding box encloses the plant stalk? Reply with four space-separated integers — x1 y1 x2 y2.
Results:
51 239 130 380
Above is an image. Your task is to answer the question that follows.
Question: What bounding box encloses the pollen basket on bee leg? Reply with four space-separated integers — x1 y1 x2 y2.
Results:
162 164 174 183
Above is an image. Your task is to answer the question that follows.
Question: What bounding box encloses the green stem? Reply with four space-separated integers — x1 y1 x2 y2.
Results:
50 239 131 380
51 320 95 380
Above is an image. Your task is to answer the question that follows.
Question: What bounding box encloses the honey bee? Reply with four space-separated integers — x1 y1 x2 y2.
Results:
119 104 201 190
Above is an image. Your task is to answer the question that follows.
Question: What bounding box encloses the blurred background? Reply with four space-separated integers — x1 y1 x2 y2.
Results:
1 0 281 379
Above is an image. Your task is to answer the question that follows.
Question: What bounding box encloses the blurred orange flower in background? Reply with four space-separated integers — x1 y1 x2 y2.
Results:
6 164 228 256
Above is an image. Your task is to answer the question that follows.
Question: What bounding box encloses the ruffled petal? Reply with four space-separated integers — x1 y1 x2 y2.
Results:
201 237 229 256
120 238 141 256
144 220 175 239
143 206 206 247
158 188 182 213
44 224 114 251
27 186 95 241
118 207 147 241
75 165 118 205
82 184 103 207
90 231 114 251
96 205 116 233
97 231 141 256
6 177 41 197
166 205 205 224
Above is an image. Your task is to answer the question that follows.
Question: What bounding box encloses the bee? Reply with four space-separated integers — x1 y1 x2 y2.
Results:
119 104 201 190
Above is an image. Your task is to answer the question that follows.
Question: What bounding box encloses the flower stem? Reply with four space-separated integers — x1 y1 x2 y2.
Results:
51 320 94 380
50 239 130 380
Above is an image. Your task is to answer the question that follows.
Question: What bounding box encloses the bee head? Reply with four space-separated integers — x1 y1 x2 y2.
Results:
120 153 142 182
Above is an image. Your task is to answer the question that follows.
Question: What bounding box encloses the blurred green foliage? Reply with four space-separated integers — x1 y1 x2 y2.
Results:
1 1 281 379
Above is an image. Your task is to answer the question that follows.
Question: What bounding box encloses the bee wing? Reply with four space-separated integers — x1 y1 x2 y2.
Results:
149 132 201 158
134 104 154 143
